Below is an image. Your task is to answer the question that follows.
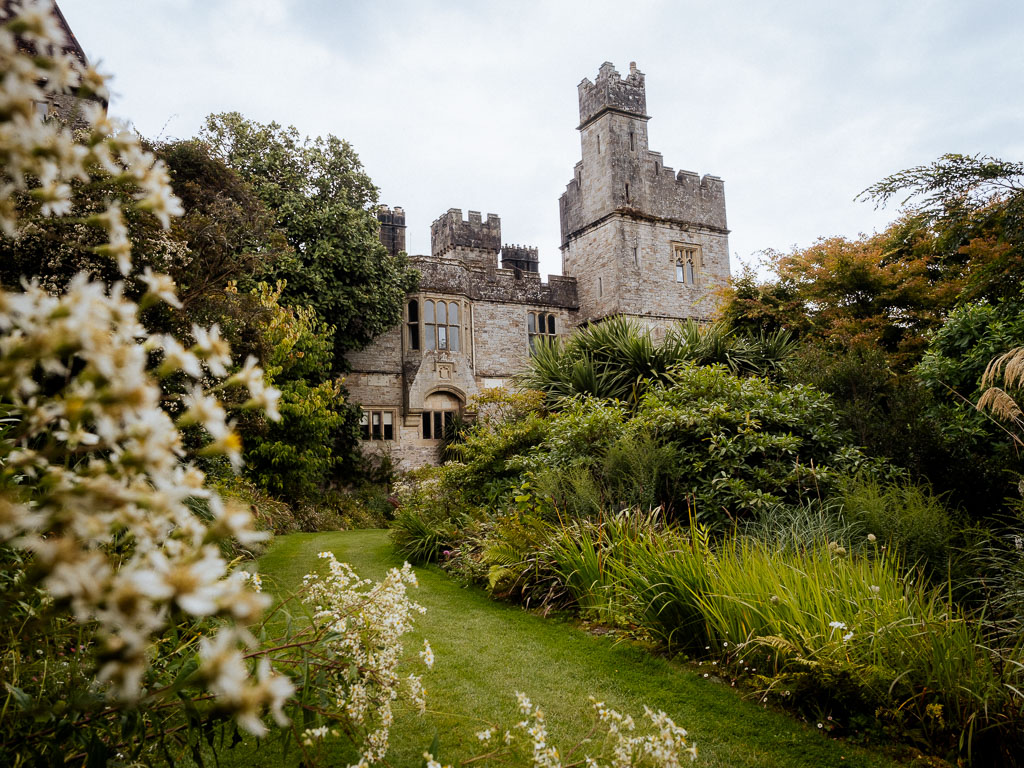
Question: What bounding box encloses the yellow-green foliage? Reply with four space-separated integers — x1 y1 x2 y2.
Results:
554 514 1024 761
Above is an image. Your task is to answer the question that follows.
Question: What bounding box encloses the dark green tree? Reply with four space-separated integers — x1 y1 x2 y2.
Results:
200 113 418 370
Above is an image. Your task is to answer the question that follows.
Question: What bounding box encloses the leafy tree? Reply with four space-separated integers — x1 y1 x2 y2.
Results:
766 219 959 368
201 113 418 369
240 283 361 499
861 153 1024 304
0 137 289 348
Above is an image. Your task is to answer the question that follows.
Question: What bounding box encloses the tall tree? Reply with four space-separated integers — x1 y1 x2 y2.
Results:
200 113 417 370
861 153 1024 304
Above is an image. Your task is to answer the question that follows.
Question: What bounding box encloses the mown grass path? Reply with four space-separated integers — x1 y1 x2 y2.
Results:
256 530 904 768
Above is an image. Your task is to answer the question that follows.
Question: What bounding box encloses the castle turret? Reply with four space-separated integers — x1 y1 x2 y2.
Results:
430 208 501 270
559 62 731 328
500 244 539 274
377 205 407 257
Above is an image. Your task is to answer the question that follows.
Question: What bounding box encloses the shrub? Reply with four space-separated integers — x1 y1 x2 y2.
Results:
519 316 796 410
837 475 957 576
524 365 869 526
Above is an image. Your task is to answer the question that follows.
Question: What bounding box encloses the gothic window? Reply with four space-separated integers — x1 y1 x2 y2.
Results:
360 409 395 441
528 311 557 351
674 243 701 286
423 299 461 351
408 299 420 350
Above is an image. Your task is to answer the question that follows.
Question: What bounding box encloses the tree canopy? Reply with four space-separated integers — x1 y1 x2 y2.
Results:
200 113 418 370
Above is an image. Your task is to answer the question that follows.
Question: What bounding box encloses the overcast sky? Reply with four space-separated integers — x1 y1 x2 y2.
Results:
59 0 1024 278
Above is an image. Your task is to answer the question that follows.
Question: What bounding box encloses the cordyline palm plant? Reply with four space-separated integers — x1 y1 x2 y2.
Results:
518 315 796 409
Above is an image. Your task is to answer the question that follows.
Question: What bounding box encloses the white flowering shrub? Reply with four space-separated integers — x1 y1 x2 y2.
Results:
292 553 431 764
424 692 696 768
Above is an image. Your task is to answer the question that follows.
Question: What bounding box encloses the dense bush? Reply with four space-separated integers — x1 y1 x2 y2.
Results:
836 475 958 576
240 283 361 503
523 365 873 526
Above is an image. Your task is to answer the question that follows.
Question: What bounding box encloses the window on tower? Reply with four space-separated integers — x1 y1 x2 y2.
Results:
674 243 701 286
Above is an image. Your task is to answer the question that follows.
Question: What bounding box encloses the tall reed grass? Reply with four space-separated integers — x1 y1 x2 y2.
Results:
549 511 1024 764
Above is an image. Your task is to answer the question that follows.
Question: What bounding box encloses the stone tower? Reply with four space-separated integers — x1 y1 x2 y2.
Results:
559 61 730 329
377 205 407 257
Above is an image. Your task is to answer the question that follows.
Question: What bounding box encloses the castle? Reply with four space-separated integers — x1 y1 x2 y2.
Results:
346 62 731 467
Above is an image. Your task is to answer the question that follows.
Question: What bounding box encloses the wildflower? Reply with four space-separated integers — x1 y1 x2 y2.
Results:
191 323 231 377
867 533 877 542
420 639 434 669
228 355 263 391
178 385 227 434
242 380 282 422
476 728 493 742
869 585 880 594
140 267 182 309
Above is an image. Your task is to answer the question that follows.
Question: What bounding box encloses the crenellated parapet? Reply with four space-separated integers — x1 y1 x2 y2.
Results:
578 61 648 129
560 61 728 247
430 208 501 266
500 244 539 273
410 254 577 309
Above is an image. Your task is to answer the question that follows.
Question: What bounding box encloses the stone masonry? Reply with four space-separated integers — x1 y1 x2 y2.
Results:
347 62 731 468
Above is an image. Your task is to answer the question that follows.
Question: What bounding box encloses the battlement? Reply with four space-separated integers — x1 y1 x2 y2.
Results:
578 61 648 129
430 208 501 259
377 204 407 257
500 244 539 273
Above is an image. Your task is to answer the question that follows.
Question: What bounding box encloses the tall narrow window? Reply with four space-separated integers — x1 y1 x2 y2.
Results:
448 302 460 351
528 311 557 352
408 299 420 350
630 131 635 151
424 300 436 350
633 245 639 266
625 183 630 202
436 301 447 350
674 244 701 286
598 277 604 297
597 134 601 154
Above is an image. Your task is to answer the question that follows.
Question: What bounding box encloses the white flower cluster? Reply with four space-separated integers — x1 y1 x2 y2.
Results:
0 1 183 264
589 698 697 767
470 693 698 768
0 0 288 737
301 552 429 766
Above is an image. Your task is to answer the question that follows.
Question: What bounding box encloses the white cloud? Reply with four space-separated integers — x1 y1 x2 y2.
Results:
59 0 1024 278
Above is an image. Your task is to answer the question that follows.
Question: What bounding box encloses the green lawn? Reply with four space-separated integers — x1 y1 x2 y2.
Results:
244 529 906 768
